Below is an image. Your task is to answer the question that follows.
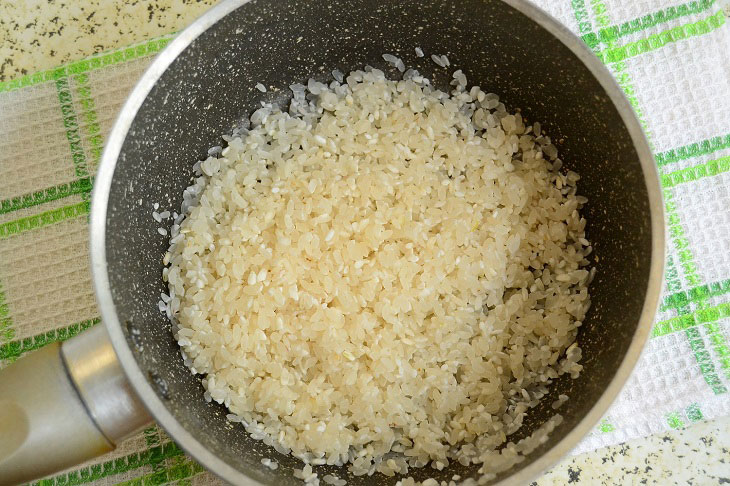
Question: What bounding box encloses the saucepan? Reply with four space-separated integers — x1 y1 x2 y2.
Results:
0 0 664 484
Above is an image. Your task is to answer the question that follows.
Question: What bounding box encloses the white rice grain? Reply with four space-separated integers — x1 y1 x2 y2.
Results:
164 63 591 481
430 54 445 67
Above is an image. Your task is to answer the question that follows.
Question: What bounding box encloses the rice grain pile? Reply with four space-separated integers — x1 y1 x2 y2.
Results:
161 62 592 483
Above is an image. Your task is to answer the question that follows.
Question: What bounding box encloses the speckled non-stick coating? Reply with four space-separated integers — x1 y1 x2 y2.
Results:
104 0 653 483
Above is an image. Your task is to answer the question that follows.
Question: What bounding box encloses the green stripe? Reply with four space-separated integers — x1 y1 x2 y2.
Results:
662 187 729 392
664 254 682 295
74 72 104 174
656 133 730 166
666 404 703 430
143 424 166 476
144 426 162 448
598 419 615 433
661 257 727 394
0 200 89 239
589 0 609 28
56 77 90 180
0 317 99 362
115 458 205 486
665 189 702 287
666 411 686 429
683 314 728 395
652 301 730 338
598 10 726 64
0 178 92 215
571 0 595 36
585 0 716 46
33 442 186 486
588 0 652 141
661 155 730 188
661 278 730 312
0 35 175 93
572 0 603 55
685 326 727 393
685 402 704 422
0 284 13 343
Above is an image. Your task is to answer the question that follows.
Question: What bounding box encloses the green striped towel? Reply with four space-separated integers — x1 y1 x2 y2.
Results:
0 0 728 484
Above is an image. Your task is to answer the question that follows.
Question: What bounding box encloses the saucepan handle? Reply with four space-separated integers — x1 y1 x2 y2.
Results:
0 325 152 485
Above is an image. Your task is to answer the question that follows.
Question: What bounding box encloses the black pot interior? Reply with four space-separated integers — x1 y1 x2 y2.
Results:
103 0 653 483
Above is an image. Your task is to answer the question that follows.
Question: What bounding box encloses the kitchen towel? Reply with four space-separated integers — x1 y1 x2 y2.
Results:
1 0 729 484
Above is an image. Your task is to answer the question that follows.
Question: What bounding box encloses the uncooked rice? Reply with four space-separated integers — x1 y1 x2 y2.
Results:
430 54 450 68
162 61 592 483
332 69 345 84
382 53 406 73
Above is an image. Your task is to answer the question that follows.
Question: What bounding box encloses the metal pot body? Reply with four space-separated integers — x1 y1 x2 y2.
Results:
87 0 661 484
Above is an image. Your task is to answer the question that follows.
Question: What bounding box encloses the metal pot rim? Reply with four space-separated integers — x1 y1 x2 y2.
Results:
89 0 665 484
